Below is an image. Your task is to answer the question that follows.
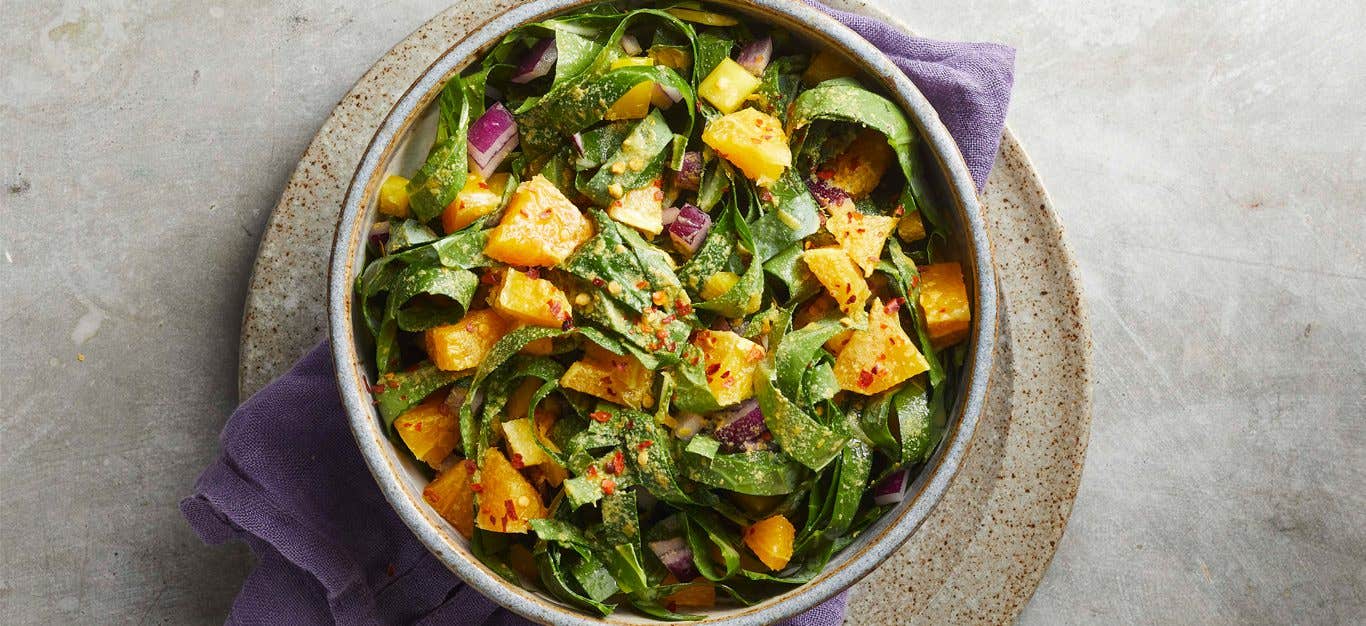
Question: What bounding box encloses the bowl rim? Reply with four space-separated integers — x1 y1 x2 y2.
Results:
327 1 998 623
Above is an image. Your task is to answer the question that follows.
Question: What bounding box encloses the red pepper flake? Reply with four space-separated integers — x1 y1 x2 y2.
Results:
610 450 625 475
601 479 616 495
464 460 477 474
655 328 668 340
592 277 606 287
720 370 731 379
858 370 875 388
661 314 676 324
635 280 649 290
637 440 654 450
625 420 635 430
510 453 525 469
846 294 857 305
675 300 693 316
590 410 611 423
369 384 386 395
471 482 484 493
705 363 721 376
413 422 423 432
893 204 906 217
587 465 599 478
817 168 834 180
505 499 519 521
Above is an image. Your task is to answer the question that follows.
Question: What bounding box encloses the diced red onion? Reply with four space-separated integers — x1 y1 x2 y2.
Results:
805 175 849 207
620 34 643 56
672 151 702 191
872 469 908 506
444 385 483 418
713 399 767 450
368 220 390 251
653 82 683 105
662 205 682 226
668 203 711 255
736 36 773 76
570 132 586 154
467 103 519 178
673 412 706 439
510 39 557 84
648 537 698 582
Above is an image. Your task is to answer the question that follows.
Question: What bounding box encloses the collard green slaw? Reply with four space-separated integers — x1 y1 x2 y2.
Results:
358 1 974 619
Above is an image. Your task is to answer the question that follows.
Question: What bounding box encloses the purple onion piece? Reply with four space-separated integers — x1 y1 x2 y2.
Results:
467 103 519 178
649 537 698 582
713 399 768 450
662 205 682 226
510 39 557 84
672 412 706 439
673 151 702 191
668 203 711 255
805 175 849 207
653 82 683 105
368 221 390 252
872 469 908 506
736 36 773 76
570 132 586 154
620 34 643 56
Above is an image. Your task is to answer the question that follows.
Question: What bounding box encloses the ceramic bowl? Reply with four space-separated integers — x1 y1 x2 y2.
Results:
328 1 997 623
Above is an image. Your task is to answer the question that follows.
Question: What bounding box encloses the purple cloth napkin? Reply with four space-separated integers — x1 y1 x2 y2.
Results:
182 7 1013 624
811 1 1015 191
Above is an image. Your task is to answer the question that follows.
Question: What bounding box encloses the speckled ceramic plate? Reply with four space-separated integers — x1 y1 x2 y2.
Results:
238 1 1092 623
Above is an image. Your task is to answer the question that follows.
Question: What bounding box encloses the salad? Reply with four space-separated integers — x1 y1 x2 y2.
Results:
358 1 972 620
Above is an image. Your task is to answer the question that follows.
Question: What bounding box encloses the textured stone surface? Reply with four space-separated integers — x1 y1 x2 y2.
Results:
0 2 1361 625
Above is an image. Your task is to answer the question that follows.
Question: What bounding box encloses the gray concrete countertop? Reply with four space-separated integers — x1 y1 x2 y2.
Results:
2 1 1362 623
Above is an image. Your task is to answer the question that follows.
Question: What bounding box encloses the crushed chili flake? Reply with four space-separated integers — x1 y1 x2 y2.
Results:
635 280 649 290
591 277 606 287
505 499 519 521
464 460 477 474
675 299 693 315
846 294 857 305
471 483 484 493
637 440 654 450
705 363 721 376
858 370 875 388
369 383 386 395
590 410 611 423
608 450 625 475
625 420 634 430
587 465 599 478
601 479 616 495
510 453 525 469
